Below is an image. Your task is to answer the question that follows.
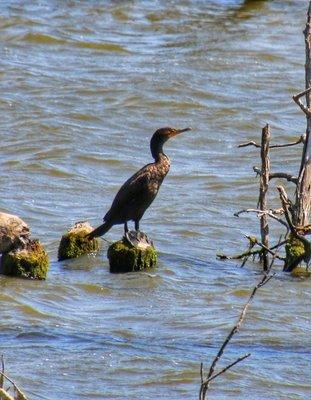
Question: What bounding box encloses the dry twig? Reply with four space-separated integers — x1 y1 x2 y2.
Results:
238 135 305 149
0 357 27 400
253 167 298 184
234 208 288 230
245 236 285 261
293 86 311 117
199 235 282 400
199 269 275 400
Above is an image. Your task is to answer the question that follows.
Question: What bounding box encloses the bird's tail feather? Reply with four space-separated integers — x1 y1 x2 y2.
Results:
87 221 112 240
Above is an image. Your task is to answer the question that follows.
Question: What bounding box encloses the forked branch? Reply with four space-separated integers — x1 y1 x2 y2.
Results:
199 272 274 399
293 86 311 116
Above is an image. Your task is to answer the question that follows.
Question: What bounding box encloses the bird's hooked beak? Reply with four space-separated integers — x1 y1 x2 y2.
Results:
171 127 192 137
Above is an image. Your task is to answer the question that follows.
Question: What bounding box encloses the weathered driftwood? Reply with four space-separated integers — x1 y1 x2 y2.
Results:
0 212 30 254
58 221 100 261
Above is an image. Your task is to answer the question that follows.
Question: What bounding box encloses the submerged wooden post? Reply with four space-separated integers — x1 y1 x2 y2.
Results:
259 124 270 271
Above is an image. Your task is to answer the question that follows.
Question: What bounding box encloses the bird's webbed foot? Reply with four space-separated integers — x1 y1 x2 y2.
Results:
124 230 154 249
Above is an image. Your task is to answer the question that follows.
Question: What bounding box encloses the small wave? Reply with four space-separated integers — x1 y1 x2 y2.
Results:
22 32 130 53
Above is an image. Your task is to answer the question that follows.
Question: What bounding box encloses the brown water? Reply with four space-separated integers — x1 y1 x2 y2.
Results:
1 1 310 399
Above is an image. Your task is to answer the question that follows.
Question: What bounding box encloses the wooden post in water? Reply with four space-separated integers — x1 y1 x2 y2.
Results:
259 124 270 271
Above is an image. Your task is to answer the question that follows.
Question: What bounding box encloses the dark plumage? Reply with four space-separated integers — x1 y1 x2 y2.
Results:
87 127 191 240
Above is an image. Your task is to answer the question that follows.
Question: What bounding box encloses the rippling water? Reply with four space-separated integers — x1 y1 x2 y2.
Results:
1 1 310 399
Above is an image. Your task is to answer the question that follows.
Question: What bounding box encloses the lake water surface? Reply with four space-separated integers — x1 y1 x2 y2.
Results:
1 1 310 399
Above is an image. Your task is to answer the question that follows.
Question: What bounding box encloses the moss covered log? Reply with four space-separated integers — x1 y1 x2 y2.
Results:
1 239 49 279
58 221 100 261
107 237 157 273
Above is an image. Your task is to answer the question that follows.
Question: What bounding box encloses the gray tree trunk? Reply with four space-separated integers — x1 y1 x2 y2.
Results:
295 2 311 227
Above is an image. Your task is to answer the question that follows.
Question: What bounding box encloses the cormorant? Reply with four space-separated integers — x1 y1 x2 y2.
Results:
87 126 191 240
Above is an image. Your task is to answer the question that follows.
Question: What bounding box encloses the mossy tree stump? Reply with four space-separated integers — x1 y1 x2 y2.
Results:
107 236 157 273
0 212 49 280
58 221 100 261
1 239 49 279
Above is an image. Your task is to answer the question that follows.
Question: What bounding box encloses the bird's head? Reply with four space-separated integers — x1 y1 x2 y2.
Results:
150 126 191 160
153 126 192 142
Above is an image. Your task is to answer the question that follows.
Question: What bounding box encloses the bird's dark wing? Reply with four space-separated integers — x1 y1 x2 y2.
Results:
104 163 158 223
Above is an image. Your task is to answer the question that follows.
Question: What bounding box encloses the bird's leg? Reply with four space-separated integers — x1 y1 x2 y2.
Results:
134 220 140 232
124 222 129 233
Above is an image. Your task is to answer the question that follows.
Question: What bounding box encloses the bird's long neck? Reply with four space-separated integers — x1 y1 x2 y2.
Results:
150 135 167 162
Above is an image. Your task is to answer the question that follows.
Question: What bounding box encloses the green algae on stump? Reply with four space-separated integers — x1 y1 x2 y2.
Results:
1 239 49 279
58 221 100 261
284 235 306 272
108 237 157 273
290 265 311 278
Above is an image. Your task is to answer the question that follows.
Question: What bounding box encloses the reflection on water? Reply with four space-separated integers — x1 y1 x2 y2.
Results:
0 1 310 399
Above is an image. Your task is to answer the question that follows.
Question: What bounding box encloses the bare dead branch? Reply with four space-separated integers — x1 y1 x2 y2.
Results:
234 208 288 230
269 135 306 148
238 135 305 149
293 85 311 100
0 358 27 400
199 272 274 400
238 140 261 148
269 172 298 184
293 97 311 116
277 186 297 235
253 166 298 184
216 248 262 261
0 372 27 400
202 353 251 386
0 388 15 400
245 236 286 261
293 87 311 117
